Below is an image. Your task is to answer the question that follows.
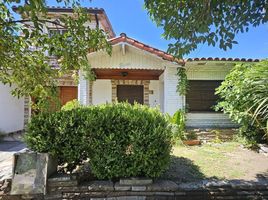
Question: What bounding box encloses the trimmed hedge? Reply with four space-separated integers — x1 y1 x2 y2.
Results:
25 103 172 179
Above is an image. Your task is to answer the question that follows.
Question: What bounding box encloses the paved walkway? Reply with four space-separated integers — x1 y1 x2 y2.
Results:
0 141 27 181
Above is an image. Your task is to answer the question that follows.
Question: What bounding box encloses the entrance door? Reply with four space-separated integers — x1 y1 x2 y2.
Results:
59 86 78 106
117 85 144 104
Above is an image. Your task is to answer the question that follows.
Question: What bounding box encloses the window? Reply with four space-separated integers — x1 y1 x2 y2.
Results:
186 80 222 112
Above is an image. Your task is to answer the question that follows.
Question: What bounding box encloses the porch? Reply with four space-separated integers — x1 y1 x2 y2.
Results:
78 67 183 115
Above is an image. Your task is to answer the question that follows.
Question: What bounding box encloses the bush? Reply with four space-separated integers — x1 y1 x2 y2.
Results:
216 60 268 145
61 99 81 111
25 103 172 179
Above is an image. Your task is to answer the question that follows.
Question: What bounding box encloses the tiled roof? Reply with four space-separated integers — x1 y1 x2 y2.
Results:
45 6 104 14
109 33 185 65
186 57 260 62
109 34 261 65
13 6 105 14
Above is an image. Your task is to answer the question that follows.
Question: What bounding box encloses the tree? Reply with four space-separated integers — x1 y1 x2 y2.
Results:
144 0 268 58
0 0 111 110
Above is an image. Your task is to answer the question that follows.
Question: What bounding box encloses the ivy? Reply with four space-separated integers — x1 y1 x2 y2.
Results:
176 67 188 96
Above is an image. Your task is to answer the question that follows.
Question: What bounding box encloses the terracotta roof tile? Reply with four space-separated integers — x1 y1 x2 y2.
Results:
186 57 260 62
102 33 261 65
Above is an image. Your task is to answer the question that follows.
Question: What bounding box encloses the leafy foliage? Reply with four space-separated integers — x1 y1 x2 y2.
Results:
215 60 268 144
170 110 186 142
61 99 81 111
25 103 173 179
144 0 268 57
0 0 111 111
176 67 188 95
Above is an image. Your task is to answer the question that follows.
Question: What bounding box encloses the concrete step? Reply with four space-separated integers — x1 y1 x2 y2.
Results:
186 113 238 128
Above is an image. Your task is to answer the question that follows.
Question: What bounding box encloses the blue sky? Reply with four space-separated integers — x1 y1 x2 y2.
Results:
48 0 268 59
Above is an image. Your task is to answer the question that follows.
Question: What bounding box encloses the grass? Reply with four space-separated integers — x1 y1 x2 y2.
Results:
161 142 246 182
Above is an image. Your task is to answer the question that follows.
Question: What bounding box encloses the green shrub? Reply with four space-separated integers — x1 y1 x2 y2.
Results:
25 103 172 179
185 132 197 140
216 60 268 145
61 99 81 111
170 110 186 142
24 108 90 171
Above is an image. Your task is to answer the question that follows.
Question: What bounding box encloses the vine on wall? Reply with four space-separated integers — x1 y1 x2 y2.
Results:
176 67 188 96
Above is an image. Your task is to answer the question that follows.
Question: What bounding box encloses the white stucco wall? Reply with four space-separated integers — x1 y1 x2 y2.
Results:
92 79 112 105
0 84 24 134
149 80 160 108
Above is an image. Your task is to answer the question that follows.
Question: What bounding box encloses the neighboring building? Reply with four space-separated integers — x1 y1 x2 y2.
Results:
0 6 260 134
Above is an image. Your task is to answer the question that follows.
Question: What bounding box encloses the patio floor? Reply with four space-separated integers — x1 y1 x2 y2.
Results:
0 141 27 181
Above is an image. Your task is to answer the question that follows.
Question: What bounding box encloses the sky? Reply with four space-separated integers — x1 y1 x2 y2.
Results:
47 0 268 59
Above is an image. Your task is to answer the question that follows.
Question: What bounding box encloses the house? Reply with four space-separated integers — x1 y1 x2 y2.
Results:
0 6 260 135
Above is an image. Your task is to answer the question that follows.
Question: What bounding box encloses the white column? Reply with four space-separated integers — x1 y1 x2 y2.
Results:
78 70 90 105
163 66 183 116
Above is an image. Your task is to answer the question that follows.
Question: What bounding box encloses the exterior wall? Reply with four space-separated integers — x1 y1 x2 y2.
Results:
149 80 160 108
163 67 183 116
186 64 233 80
78 71 90 105
92 79 112 105
0 84 24 134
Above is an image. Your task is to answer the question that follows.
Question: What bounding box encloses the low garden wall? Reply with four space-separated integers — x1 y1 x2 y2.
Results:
1 174 268 200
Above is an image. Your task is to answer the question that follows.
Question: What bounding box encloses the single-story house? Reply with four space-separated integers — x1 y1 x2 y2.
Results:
0 7 260 135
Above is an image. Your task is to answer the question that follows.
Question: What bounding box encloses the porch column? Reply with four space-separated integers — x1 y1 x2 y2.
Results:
78 70 90 105
163 66 183 116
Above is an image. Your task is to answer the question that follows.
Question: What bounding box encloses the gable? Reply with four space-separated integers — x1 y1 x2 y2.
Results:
88 42 181 70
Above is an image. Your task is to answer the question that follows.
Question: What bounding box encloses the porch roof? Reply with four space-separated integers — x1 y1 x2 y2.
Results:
92 68 164 80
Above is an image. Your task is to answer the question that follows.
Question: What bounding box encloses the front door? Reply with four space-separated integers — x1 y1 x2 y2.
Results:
117 85 144 104
59 86 78 106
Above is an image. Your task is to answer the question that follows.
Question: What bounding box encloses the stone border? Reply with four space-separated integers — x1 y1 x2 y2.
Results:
46 176 268 200
111 80 150 106
2 175 268 200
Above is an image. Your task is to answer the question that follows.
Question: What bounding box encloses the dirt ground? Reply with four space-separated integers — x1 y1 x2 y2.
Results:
162 142 268 183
